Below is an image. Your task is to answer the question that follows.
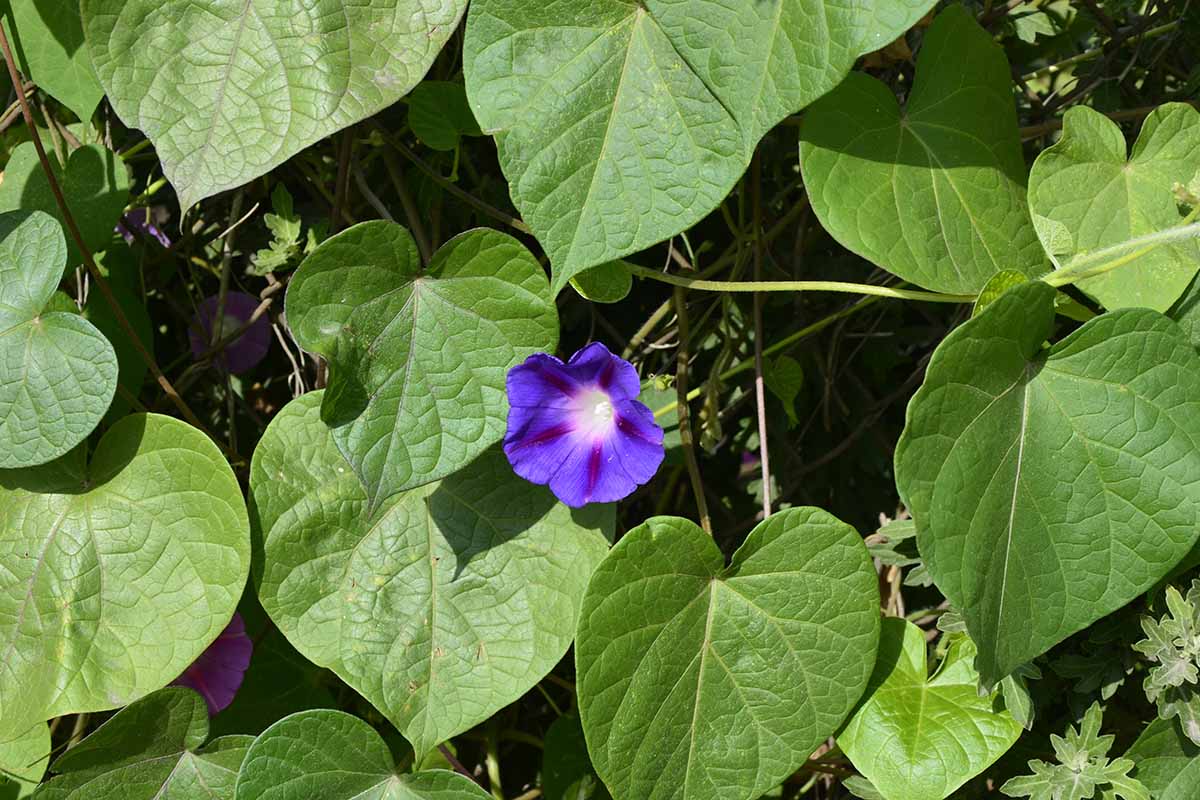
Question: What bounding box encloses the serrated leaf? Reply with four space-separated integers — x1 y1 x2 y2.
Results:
0 414 251 739
1028 103 1200 311
542 715 611 800
32 688 250 800
1 0 104 123
250 185 303 275
286 222 558 507
1122 717 1200 800
0 723 49 799
82 0 468 211
250 392 611 757
839 620 1022 800
408 81 482 152
0 211 117 468
895 281 1200 687
235 710 491 800
0 143 130 270
576 508 880 800
800 5 1043 294
465 0 937 293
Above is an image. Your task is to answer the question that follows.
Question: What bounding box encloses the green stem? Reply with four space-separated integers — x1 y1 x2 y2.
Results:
1043 218 1200 287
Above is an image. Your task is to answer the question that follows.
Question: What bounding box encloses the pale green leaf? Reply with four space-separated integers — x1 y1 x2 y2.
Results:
32 688 250 800
82 0 468 211
975 270 1031 317
250 185 303 275
839 619 1022 800
576 508 880 800
408 81 482 152
1028 103 1200 311
800 5 1043 294
0 415 251 739
249 392 612 757
235 710 491 800
1122 717 1200 800
0 143 130 270
286 222 557 506
0 723 49 799
465 0 938 293
896 281 1200 686
0 211 116 468
2 0 104 122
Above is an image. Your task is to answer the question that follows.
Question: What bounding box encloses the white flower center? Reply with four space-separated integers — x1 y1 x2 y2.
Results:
577 388 615 435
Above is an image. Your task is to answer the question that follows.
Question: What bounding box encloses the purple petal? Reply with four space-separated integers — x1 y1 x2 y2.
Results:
503 343 664 507
117 208 172 248
172 613 253 716
189 292 271 373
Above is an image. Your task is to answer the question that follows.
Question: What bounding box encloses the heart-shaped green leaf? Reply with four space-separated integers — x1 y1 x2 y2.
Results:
464 0 937 293
250 392 612 757
895 281 1200 687
0 414 251 739
800 5 1043 294
838 618 1022 800
1028 103 1200 312
407 81 482 152
2 0 104 123
576 508 880 800
0 144 130 270
82 0 467 211
286 223 557 506
32 688 251 800
0 210 117 468
0 723 48 799
236 710 491 800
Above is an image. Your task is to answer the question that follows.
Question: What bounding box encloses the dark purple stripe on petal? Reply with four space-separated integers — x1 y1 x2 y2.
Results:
507 422 574 451
534 362 577 396
586 441 603 503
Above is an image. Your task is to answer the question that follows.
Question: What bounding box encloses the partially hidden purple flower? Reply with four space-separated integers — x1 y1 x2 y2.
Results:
188 292 271 373
504 342 665 507
116 207 171 248
171 613 253 716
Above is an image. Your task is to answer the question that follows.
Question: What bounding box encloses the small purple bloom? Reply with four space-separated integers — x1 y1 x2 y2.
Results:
172 613 253 716
116 208 171 248
504 342 665 507
189 292 271 373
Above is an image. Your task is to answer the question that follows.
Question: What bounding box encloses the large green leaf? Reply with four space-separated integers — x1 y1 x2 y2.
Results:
2 0 104 122
236 710 491 800
838 619 1022 800
0 414 251 739
81 0 467 211
286 223 557 506
575 509 880 800
1123 717 1200 800
0 143 130 271
895 281 1200 687
0 723 48 799
1028 103 1200 312
799 5 1043 294
250 392 612 757
464 0 937 293
32 688 251 800
0 210 116 469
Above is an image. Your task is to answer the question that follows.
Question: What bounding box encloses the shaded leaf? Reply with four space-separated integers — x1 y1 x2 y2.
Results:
408 81 482 152
1 0 103 122
542 715 611 800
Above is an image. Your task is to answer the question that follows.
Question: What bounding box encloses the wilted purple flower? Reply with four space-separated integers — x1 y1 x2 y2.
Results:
116 208 171 248
189 292 271 373
172 613 253 716
504 342 664 507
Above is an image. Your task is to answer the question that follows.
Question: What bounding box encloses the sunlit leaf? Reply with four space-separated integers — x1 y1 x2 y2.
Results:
2 0 104 122
0 723 49 799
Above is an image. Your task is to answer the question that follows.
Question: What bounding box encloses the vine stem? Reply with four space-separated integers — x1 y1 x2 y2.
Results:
1043 218 1200 287
674 287 712 535
0 25 229 457
750 156 772 518
627 265 975 302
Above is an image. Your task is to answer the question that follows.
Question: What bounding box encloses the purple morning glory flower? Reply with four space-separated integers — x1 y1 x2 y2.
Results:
171 613 253 716
504 342 665 507
189 292 271 373
116 207 171 248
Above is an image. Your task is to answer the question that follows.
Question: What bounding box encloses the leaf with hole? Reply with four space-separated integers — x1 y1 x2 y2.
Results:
576 508 879 800
286 222 558 506
800 5 1043 293
895 280 1200 687
235 710 492 800
31 688 251 800
1029 103 1200 312
250 392 612 757
0 210 117 468
838 619 1022 800
464 0 938 293
82 0 468 211
0 414 250 739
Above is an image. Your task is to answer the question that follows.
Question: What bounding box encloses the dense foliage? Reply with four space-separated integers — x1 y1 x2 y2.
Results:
1 1 1198 799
